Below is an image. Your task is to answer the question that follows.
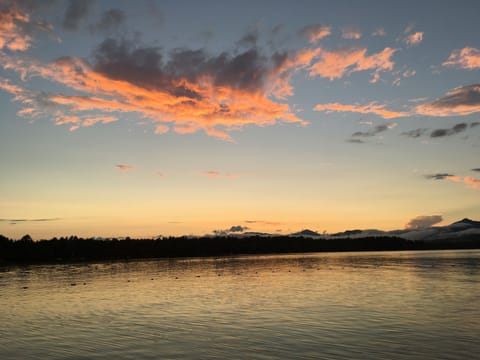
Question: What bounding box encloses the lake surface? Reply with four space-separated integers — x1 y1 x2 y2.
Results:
1 250 479 359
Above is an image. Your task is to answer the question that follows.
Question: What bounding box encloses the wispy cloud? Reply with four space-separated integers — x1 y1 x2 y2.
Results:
198 171 239 179
401 128 428 138
443 47 480 70
372 27 386 37
405 215 442 229
115 164 135 171
314 102 407 119
299 24 331 43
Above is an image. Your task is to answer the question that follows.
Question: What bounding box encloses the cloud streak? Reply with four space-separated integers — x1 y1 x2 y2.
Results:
415 85 480 116
314 102 407 119
426 173 480 189
115 164 134 171
198 171 239 179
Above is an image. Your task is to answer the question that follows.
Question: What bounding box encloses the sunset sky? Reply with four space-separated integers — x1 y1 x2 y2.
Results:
1 0 479 239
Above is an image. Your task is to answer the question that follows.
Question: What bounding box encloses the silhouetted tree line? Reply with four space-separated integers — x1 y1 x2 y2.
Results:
0 234 479 264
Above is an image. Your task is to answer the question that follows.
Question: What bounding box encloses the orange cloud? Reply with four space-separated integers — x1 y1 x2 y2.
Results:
0 6 31 51
314 102 408 119
309 47 397 82
300 24 331 43
443 47 480 70
404 32 423 47
0 41 308 140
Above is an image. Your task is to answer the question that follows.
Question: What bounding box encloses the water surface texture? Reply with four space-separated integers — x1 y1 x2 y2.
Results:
1 250 479 359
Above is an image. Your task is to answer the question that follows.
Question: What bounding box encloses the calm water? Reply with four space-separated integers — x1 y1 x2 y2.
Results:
1 250 479 359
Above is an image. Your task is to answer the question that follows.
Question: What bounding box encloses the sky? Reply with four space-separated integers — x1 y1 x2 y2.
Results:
0 0 479 239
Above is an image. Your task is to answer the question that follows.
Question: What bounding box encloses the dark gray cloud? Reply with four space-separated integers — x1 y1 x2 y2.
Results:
236 29 259 48
91 8 125 33
425 173 454 180
471 122 480 128
0 218 60 222
430 123 468 138
405 215 443 229
63 0 93 30
92 38 286 98
351 123 395 140
417 84 480 116
229 225 248 233
213 225 249 236
472 168 480 172
401 128 428 138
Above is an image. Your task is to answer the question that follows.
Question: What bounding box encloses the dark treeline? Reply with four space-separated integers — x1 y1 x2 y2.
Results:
1 234 479 264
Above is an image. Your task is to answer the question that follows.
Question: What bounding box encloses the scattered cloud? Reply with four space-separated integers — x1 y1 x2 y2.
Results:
314 102 407 119
401 128 428 138
443 47 480 70
415 84 480 117
405 215 443 229
115 164 134 171
404 31 423 47
63 0 93 31
198 170 239 179
299 24 331 43
308 46 397 82
352 123 396 137
430 123 468 138
342 27 362 40
346 138 365 144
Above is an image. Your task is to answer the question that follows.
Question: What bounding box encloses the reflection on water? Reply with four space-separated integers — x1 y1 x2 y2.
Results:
1 250 479 359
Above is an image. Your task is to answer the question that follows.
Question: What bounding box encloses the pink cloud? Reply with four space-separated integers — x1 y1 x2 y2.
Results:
115 164 135 171
443 47 480 69
314 102 408 119
404 31 423 47
309 47 397 82
154 124 169 134
447 176 480 189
